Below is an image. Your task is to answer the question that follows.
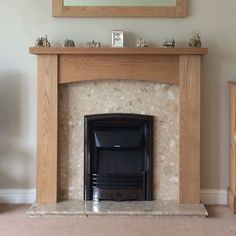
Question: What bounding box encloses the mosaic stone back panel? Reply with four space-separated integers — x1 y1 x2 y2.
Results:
59 80 179 201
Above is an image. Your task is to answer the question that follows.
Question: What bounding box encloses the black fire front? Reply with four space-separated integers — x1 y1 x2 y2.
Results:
84 114 154 201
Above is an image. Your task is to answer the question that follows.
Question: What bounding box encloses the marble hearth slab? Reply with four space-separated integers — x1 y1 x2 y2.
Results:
27 200 208 217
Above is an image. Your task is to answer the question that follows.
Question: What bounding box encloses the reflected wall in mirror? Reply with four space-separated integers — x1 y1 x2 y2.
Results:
64 0 176 7
52 0 187 17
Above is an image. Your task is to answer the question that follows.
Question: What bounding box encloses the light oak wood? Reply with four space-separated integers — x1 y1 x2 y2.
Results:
30 48 207 204
62 6 177 18
59 55 179 85
228 83 236 213
52 0 187 17
176 0 187 17
36 55 58 203
52 0 63 16
179 55 201 204
230 85 236 192
228 189 236 213
29 47 208 56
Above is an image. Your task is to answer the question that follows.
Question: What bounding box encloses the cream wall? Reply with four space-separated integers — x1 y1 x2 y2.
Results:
0 0 235 190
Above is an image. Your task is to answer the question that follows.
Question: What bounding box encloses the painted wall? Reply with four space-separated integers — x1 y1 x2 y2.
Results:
0 0 235 190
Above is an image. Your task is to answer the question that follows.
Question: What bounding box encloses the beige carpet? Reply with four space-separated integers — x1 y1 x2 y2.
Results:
0 205 236 236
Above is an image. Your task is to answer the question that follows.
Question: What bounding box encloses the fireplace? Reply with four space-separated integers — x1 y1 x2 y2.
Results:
29 47 208 204
84 113 154 201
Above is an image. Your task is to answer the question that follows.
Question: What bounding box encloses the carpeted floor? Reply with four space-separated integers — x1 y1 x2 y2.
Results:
0 205 236 236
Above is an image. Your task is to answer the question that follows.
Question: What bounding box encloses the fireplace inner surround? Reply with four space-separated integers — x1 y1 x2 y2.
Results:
84 113 154 201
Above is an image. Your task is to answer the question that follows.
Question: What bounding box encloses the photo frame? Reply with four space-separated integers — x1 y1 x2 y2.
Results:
112 31 124 47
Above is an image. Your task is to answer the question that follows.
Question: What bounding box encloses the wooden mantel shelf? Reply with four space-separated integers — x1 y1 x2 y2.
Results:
29 47 208 55
31 46 207 204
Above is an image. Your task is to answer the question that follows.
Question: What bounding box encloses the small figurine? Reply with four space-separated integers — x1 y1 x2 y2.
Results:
188 33 201 48
63 39 75 48
85 40 101 48
35 35 51 47
136 38 149 48
163 39 175 48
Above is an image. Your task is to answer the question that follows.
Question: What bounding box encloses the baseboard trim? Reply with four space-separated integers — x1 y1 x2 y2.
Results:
0 189 228 204
200 189 227 205
0 189 36 204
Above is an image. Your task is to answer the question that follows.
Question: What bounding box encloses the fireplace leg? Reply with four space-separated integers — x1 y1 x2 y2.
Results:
179 55 201 204
36 55 58 204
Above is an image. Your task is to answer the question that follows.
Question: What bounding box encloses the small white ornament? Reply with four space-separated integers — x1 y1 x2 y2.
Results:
112 30 124 48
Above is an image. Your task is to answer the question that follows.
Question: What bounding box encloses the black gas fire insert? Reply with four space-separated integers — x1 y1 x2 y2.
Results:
84 114 154 201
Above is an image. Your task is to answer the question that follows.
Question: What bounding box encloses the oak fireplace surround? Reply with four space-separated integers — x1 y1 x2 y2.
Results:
30 47 208 204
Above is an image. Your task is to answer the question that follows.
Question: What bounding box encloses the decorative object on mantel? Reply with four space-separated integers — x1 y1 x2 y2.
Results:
85 40 101 48
136 38 149 48
188 34 202 48
112 30 124 48
35 35 51 47
163 39 175 48
63 39 75 48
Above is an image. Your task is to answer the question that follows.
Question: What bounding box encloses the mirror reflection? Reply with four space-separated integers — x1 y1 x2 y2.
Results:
64 0 176 7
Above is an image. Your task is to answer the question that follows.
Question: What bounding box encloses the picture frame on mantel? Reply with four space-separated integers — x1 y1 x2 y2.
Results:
52 0 187 18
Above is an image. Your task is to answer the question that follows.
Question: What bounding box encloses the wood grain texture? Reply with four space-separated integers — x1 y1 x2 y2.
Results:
36 55 58 203
230 85 236 192
52 0 187 17
29 47 208 56
62 6 177 18
31 48 206 205
179 55 201 204
176 0 187 17
228 84 236 213
59 55 179 85
52 0 63 16
228 189 236 213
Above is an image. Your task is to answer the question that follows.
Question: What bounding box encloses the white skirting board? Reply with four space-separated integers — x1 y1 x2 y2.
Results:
0 189 227 205
0 189 36 204
200 189 227 205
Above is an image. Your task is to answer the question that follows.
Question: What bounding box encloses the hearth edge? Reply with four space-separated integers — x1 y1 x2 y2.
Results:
27 200 208 217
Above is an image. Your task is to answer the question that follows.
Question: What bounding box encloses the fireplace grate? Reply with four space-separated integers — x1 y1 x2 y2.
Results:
84 113 154 201
92 173 145 189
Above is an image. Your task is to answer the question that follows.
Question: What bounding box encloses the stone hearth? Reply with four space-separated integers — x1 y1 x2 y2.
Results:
27 200 208 217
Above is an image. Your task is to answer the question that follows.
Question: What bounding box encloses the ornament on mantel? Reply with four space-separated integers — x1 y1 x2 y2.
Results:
188 33 202 48
112 30 124 48
136 38 149 48
85 40 101 48
63 39 75 48
35 35 51 47
163 39 175 48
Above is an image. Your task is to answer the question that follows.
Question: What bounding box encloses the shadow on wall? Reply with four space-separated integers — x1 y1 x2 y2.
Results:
0 72 35 192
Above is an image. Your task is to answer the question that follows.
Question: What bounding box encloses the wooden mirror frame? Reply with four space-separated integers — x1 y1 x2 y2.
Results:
52 0 187 17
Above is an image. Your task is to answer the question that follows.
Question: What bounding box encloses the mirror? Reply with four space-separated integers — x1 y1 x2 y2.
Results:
52 0 187 17
64 0 176 7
